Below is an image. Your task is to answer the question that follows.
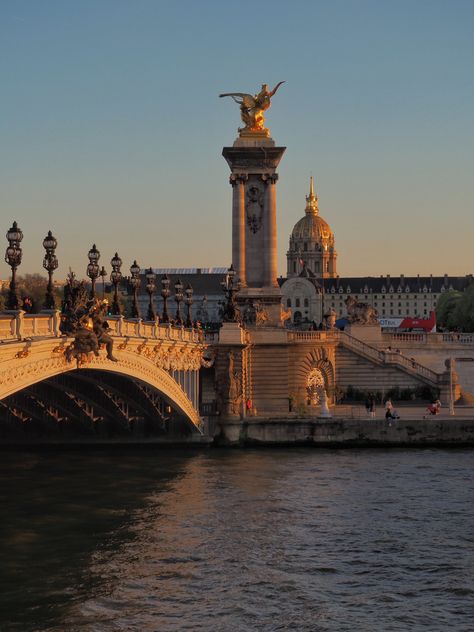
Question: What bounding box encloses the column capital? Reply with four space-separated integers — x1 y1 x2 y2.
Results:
261 173 278 184
230 173 248 186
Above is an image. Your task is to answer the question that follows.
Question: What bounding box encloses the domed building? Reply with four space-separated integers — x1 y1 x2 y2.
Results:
281 178 338 325
286 177 337 279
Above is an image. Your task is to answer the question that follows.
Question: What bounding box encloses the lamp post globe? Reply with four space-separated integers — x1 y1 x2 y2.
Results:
184 283 194 327
221 264 240 323
174 278 184 325
110 252 123 316
145 267 157 321
87 244 101 299
160 274 170 323
42 230 58 310
99 266 107 299
5 221 23 310
129 260 141 319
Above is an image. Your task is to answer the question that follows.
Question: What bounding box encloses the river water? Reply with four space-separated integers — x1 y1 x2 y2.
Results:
0 448 473 632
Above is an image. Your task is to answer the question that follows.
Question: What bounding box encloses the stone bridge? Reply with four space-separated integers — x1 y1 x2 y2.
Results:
0 311 209 442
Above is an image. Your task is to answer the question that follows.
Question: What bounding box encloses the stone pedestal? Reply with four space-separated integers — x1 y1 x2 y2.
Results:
223 135 286 327
345 323 383 345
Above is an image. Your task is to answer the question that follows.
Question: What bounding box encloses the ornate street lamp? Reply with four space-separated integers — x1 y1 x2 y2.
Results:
4 221 23 310
129 260 141 318
184 283 194 327
174 278 184 325
86 243 100 299
99 265 107 299
110 252 123 316
160 274 170 323
220 264 240 322
145 267 156 321
42 230 58 310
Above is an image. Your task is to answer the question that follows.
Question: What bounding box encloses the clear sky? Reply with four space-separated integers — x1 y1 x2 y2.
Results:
1 0 473 280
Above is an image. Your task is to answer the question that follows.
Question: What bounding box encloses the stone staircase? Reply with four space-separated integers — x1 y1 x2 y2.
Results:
338 331 440 386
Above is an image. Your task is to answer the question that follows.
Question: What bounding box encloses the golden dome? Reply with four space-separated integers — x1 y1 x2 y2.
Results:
290 178 334 245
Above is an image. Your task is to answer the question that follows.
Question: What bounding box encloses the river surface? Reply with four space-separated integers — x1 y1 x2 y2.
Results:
0 448 473 632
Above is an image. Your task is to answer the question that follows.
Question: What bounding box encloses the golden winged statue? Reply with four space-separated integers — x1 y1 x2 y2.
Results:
219 82 285 135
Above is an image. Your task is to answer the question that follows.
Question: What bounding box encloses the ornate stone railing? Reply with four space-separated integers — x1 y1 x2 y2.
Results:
0 312 203 344
388 332 474 345
287 330 340 342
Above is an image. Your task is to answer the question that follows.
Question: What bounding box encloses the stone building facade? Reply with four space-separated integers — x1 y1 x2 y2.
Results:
280 179 472 327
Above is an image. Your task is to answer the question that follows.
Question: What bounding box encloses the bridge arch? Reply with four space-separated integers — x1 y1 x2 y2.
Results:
0 340 202 431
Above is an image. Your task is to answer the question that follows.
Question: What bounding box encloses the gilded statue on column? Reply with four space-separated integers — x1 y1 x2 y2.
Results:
219 82 285 136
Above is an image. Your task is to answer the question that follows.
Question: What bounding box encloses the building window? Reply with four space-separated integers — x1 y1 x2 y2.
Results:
303 242 308 252
286 298 291 308
295 298 300 308
398 309 401 315
293 262 296 273
390 309 393 315
304 298 309 308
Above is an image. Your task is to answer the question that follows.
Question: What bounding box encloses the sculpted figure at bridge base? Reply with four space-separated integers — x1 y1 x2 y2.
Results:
60 273 118 366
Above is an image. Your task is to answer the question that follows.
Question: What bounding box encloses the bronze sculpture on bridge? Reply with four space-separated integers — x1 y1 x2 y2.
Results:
60 273 117 364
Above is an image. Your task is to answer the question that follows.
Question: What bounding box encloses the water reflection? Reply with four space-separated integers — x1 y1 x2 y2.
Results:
1 449 473 632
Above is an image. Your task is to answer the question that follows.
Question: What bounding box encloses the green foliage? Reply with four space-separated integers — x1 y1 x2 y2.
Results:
436 284 474 332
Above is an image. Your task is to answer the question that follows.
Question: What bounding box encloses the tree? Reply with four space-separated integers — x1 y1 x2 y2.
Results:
436 290 462 330
436 284 474 332
16 274 62 312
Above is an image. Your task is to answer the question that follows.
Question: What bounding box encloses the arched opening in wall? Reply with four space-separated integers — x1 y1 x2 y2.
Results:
0 369 199 443
306 368 325 405
293 311 302 324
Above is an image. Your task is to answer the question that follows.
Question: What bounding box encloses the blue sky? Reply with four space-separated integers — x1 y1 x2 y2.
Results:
1 0 473 279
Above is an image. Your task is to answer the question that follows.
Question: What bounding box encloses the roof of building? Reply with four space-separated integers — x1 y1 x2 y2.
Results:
290 178 335 246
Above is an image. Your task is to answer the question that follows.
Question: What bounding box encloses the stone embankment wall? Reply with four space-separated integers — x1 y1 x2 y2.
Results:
216 417 474 447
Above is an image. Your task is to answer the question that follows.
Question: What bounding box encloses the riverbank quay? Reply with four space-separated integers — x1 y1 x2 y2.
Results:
215 406 474 447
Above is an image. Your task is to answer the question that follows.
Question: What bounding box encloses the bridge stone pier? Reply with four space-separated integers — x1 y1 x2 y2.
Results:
0 311 210 444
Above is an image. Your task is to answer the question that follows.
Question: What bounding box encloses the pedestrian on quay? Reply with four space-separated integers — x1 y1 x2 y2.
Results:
369 393 376 419
365 393 376 419
385 398 400 425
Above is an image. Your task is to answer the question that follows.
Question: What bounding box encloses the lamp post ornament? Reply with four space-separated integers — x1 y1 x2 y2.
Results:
87 244 100 299
42 230 58 310
184 283 194 327
5 221 23 311
145 267 156 321
129 260 141 319
110 252 123 316
161 274 171 323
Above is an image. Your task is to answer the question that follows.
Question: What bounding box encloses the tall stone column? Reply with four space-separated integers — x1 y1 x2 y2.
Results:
230 174 247 287
263 174 278 287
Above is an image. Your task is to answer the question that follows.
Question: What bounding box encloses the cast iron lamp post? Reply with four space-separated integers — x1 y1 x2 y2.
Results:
42 230 58 310
87 244 100 299
160 274 170 323
5 221 23 310
184 283 194 327
145 268 156 321
221 264 240 322
110 252 123 315
174 278 184 325
99 266 107 299
129 260 141 318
